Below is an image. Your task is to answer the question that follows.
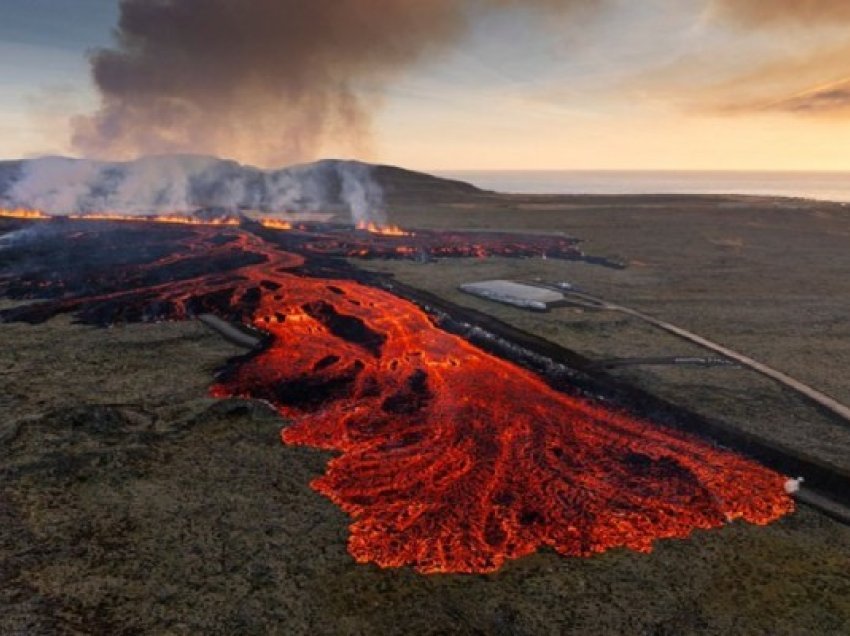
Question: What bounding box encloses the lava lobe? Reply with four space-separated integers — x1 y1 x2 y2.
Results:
0 218 794 573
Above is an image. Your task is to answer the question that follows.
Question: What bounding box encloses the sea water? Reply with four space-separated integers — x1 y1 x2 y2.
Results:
436 170 850 203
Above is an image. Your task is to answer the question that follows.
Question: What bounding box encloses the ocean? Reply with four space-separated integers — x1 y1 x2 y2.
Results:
436 170 850 203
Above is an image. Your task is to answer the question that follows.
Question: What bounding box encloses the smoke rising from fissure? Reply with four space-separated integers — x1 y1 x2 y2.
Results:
72 0 592 168
1 156 386 225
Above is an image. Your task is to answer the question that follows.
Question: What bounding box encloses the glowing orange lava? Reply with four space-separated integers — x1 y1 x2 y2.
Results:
357 221 413 236
67 212 240 226
0 207 50 219
200 233 793 574
0 220 795 574
259 218 293 230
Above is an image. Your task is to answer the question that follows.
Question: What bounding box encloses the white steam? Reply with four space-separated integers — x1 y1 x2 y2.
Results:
1 155 385 223
784 477 804 494
339 161 386 226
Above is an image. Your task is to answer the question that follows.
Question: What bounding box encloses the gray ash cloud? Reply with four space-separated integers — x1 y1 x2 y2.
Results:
72 0 593 167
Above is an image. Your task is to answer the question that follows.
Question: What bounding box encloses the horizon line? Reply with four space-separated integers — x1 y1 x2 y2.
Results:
5 154 850 175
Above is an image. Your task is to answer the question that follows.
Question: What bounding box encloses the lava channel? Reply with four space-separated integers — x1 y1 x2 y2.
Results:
0 222 795 573
206 234 794 574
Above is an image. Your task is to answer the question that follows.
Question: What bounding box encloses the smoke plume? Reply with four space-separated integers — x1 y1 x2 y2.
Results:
73 0 589 168
1 156 386 224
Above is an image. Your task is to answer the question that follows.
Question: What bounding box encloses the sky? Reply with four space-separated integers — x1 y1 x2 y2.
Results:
2 0 850 170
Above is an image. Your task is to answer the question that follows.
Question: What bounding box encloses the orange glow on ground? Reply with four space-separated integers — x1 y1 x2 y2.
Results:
0 218 795 573
67 212 240 226
0 208 50 219
357 221 413 236
259 218 294 230
201 232 793 574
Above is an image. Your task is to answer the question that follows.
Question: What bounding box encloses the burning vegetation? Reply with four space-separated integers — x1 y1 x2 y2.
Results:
0 215 794 573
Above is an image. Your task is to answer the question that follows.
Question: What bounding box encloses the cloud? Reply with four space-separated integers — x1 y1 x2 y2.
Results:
72 0 596 167
724 78 850 115
629 2 850 118
711 0 850 26
777 82 850 113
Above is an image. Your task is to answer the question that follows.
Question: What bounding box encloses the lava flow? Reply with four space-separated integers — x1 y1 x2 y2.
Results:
0 219 794 574
259 218 294 230
68 212 241 226
357 220 412 236
0 208 244 225
0 207 50 219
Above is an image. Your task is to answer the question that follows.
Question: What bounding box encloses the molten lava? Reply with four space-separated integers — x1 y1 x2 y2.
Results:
0 219 794 574
0 207 50 219
259 218 294 230
67 212 240 226
357 221 413 236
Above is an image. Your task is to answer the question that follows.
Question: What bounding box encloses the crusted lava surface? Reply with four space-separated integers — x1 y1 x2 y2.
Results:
0 217 794 573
